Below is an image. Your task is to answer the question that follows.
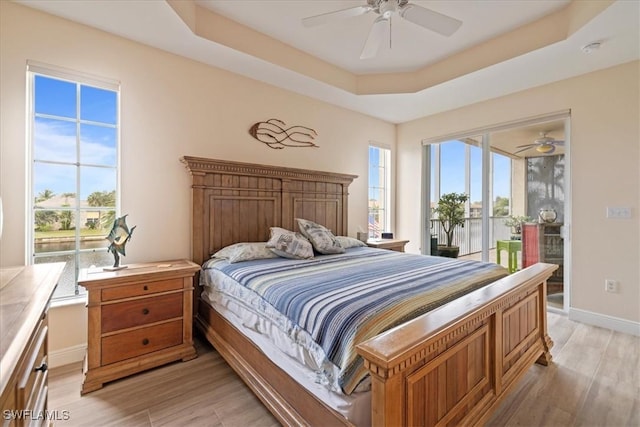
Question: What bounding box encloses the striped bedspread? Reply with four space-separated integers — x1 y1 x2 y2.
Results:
204 247 507 394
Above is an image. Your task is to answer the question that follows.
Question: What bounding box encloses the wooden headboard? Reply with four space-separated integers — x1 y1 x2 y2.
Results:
181 156 357 265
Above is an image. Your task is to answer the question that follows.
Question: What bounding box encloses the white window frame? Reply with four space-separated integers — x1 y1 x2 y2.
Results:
368 143 391 238
27 62 121 301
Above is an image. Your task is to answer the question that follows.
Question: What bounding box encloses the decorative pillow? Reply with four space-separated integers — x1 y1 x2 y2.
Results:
211 245 235 259
212 242 279 263
335 236 367 249
266 227 314 259
296 218 345 254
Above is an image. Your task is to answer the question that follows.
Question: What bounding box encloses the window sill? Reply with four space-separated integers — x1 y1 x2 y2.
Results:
51 294 87 309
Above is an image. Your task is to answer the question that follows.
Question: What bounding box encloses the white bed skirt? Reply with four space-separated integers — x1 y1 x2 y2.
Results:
200 290 372 426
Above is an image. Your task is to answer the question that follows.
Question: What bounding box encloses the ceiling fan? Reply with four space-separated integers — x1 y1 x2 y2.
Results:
302 0 462 59
514 132 565 155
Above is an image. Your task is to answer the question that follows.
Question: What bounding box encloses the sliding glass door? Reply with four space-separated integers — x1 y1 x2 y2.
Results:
423 115 570 312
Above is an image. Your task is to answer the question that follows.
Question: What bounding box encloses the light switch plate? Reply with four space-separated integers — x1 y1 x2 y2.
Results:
606 207 632 219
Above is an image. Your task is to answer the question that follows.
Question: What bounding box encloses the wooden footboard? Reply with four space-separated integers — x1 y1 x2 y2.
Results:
357 263 557 427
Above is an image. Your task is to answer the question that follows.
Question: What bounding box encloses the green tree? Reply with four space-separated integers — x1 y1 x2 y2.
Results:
34 210 59 231
87 190 115 230
87 190 115 208
59 205 74 230
61 192 76 204
493 196 510 217
433 192 469 248
35 189 55 203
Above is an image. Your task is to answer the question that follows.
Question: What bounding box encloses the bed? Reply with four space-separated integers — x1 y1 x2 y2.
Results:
181 156 557 427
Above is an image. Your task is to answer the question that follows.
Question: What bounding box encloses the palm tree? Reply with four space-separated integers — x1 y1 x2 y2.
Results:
59 205 74 230
61 192 76 204
87 190 115 230
34 210 59 231
35 189 55 203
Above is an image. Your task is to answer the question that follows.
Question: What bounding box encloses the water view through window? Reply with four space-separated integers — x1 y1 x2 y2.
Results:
30 71 120 300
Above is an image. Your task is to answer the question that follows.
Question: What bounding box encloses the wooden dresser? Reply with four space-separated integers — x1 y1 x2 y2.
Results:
366 238 409 252
78 260 200 394
0 263 65 426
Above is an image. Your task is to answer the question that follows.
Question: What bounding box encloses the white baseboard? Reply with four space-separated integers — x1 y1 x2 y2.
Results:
49 344 86 368
569 308 640 336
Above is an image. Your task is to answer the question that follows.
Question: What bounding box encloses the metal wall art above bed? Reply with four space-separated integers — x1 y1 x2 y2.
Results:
249 118 318 149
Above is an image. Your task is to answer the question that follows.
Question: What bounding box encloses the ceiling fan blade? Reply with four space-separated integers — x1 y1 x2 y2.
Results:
513 146 534 155
360 16 389 59
302 5 372 27
398 4 462 36
515 143 536 148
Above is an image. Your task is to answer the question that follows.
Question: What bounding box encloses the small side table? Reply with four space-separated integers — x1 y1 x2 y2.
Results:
367 238 409 252
496 240 522 273
79 259 200 394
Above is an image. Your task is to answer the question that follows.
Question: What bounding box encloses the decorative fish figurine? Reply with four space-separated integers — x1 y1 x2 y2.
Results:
106 214 137 268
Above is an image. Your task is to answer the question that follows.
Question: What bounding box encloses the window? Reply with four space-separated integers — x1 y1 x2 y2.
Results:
368 145 391 238
28 64 120 300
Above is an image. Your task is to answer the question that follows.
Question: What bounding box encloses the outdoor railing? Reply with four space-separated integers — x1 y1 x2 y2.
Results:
430 217 512 257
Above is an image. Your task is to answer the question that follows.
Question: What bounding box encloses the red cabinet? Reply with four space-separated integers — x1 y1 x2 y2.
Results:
522 223 564 288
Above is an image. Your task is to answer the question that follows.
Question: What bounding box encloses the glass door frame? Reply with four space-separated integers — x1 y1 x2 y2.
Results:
421 111 571 313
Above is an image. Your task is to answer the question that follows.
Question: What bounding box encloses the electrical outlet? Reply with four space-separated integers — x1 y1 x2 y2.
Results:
605 279 619 293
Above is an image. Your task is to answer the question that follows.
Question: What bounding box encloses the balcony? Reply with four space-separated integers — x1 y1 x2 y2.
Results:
430 217 512 258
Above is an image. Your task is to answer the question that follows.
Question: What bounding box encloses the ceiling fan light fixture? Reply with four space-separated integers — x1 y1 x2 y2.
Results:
379 0 398 17
536 144 555 154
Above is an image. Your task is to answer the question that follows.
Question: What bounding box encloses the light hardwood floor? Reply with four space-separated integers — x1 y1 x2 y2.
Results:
49 312 639 426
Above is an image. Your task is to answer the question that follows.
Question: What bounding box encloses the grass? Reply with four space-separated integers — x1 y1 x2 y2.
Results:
35 229 107 239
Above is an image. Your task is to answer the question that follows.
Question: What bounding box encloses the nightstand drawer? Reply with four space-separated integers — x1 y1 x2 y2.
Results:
101 293 183 333
102 320 183 365
101 278 184 301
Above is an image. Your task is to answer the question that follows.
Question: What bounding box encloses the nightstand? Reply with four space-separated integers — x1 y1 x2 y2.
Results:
366 238 409 252
79 260 200 394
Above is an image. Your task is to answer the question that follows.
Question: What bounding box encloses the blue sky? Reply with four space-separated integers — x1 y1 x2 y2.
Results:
33 75 118 200
370 141 511 205
435 140 510 203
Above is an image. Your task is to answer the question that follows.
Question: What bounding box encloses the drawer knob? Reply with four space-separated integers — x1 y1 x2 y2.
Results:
142 338 149 346
35 363 48 373
143 285 149 291
142 308 150 315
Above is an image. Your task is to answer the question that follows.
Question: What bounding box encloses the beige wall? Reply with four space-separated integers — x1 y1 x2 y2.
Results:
1 2 637 362
397 61 640 325
0 2 395 360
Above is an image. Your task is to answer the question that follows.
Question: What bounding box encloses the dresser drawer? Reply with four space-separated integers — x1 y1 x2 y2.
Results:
101 278 184 302
101 293 183 333
101 320 183 365
17 320 48 413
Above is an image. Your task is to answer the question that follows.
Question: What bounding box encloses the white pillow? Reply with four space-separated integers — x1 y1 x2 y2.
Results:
212 242 279 263
296 218 345 254
266 227 314 259
335 236 367 249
